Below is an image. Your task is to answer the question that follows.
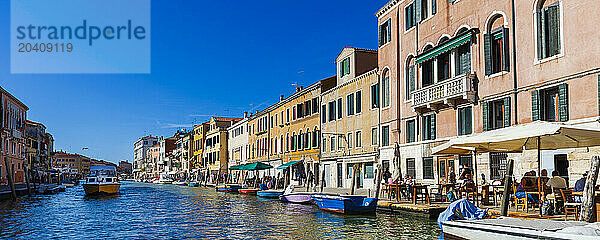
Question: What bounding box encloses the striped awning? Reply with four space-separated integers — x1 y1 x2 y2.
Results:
415 33 472 64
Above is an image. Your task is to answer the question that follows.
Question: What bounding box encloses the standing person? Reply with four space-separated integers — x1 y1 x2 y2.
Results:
383 168 392 184
307 169 314 189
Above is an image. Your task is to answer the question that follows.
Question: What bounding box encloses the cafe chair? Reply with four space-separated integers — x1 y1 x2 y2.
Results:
560 189 582 220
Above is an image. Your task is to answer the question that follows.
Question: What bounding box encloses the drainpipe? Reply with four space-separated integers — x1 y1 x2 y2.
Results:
511 0 518 125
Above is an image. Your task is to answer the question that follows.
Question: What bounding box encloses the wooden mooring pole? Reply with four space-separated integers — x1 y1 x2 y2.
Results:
4 157 17 201
500 159 514 216
580 156 600 222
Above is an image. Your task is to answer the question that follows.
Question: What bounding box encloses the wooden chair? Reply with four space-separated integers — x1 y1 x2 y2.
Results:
381 183 391 200
560 189 582 220
552 187 566 213
513 183 529 212
413 185 430 204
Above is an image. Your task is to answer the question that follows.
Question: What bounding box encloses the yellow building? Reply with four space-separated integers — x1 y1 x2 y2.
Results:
192 122 209 170
204 117 241 182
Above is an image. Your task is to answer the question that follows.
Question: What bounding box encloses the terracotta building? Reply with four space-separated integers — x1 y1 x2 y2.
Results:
0 86 28 185
376 0 600 185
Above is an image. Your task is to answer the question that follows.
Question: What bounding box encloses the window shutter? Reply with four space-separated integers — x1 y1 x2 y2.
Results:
432 0 436 15
415 0 422 23
548 5 561 56
502 27 510 71
378 24 382 47
482 102 489 131
538 11 547 59
532 90 540 121
409 65 416 93
463 47 471 74
503 97 511 127
484 33 492 75
345 59 350 75
558 83 569 122
430 114 436 140
386 19 392 44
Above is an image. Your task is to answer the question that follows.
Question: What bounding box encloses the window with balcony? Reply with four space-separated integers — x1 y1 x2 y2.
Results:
537 1 561 60
421 57 434 87
422 114 436 141
406 59 415 100
458 106 472 136
379 19 391 47
406 119 416 143
437 51 450 81
455 43 471 76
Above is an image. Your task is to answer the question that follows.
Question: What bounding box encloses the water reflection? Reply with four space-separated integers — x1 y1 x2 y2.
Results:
0 182 440 239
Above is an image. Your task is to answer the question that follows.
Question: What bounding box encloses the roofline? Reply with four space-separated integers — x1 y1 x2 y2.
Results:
0 86 29 110
375 0 403 18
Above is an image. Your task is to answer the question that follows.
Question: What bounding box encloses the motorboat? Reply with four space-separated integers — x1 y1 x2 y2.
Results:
257 190 284 198
312 194 377 214
216 184 242 192
238 188 258 195
82 165 120 195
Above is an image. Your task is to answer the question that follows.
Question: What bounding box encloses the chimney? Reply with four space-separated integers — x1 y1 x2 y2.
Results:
243 112 248 118
295 86 303 92
280 95 284 101
255 110 259 114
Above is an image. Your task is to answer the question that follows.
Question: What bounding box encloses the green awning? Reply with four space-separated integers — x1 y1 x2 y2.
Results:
239 162 273 170
229 164 245 170
276 160 302 170
415 33 472 64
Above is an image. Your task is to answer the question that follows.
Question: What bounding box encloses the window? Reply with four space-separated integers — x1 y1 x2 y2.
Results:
485 25 509 75
338 135 344 149
305 100 311 116
340 57 351 77
406 119 416 143
322 138 327 152
305 131 310 149
458 106 473 136
312 98 319 114
347 164 354 179
437 52 450 81
382 73 390 108
381 126 390 146
355 131 362 148
406 158 416 178
537 1 561 60
365 163 375 179
328 101 336 122
406 63 415 99
286 109 290 123
405 2 416 30
421 59 434 87
459 155 473 169
422 114 436 141
455 43 471 75
371 127 379 145
330 136 336 152
298 131 303 150
371 84 380 109
337 98 343 119
533 84 568 122
291 134 296 151
423 157 434 179
347 133 353 148
379 19 391 46
355 91 362 114
418 0 428 22
489 152 507 180
297 103 303 119
347 93 355 116
321 105 327 123
483 98 510 131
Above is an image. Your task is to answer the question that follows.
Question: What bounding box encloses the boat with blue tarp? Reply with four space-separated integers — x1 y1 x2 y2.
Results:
312 194 377 214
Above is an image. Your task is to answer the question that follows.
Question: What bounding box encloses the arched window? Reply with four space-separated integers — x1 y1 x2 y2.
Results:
484 13 509 75
312 127 319 148
536 0 561 60
305 128 311 149
437 36 451 81
405 55 416 100
421 44 435 87
454 27 472 76
381 69 390 108
298 130 303 151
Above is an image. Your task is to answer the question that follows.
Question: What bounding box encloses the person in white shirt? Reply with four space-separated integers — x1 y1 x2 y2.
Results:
546 170 567 189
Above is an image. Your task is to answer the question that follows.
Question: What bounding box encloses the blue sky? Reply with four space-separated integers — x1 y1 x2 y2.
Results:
0 0 388 163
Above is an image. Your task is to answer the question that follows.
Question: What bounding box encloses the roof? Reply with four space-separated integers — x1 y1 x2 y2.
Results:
337 47 377 59
213 117 243 122
0 86 29 110
26 119 46 128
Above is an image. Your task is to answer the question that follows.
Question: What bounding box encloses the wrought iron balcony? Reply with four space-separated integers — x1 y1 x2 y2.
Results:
411 73 476 111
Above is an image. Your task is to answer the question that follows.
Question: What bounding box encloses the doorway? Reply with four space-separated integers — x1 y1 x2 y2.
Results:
337 163 343 188
323 164 331 188
438 156 455 184
554 154 569 186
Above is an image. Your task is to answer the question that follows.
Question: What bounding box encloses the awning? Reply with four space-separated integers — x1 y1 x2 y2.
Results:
276 160 302 170
416 32 472 64
229 164 245 170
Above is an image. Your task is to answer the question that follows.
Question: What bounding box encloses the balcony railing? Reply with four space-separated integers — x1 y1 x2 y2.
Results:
411 73 476 110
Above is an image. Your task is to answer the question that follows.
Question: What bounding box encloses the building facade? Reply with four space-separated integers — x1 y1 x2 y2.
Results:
376 0 600 186
52 151 91 176
227 115 249 169
321 47 379 190
25 120 52 173
192 122 209 171
0 86 28 185
133 135 158 180
203 117 241 181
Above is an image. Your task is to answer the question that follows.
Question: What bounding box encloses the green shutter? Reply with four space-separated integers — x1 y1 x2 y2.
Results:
484 33 492 75
548 5 560 57
502 27 510 71
482 102 489 131
432 0 436 15
409 65 415 97
504 97 511 127
345 59 350 75
431 114 436 140
386 19 391 44
463 47 471 74
558 83 569 122
539 11 547 59
532 90 540 121
415 0 422 23
378 24 383 46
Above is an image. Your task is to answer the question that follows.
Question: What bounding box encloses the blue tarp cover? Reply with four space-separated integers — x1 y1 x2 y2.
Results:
437 199 487 230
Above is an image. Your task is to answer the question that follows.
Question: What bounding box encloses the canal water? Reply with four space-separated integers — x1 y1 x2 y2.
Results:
0 182 441 239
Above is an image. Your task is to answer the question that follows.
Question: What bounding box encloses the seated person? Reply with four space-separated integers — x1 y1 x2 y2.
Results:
521 171 538 192
459 174 475 193
574 172 588 202
546 170 567 190
515 183 539 204
540 169 551 194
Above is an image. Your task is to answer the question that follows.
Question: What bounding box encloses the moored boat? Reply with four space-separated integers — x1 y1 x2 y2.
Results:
257 190 283 198
238 188 258 195
82 165 120 195
174 180 187 186
188 182 200 187
216 184 242 192
312 195 377 214
279 192 314 204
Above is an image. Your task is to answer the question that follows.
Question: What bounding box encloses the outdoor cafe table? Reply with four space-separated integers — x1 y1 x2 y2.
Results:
412 185 430 204
384 183 401 202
